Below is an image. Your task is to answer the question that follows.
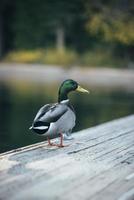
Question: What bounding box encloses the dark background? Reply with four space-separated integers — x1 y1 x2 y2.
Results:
0 0 134 67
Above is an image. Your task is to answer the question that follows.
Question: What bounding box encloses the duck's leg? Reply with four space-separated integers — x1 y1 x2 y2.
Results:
47 137 54 146
48 134 64 147
57 133 70 147
52 133 67 147
58 133 64 147
47 134 68 148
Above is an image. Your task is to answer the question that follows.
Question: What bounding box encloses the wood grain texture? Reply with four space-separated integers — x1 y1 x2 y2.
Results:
0 115 134 200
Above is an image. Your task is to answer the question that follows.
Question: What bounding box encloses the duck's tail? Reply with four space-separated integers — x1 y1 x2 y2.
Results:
29 126 33 130
29 121 49 135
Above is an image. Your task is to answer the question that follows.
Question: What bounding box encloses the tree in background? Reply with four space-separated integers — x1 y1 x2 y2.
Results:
1 0 134 66
0 0 12 57
13 0 86 51
85 0 134 61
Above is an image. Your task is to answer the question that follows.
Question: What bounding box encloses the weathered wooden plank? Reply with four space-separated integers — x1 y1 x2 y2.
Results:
0 115 134 200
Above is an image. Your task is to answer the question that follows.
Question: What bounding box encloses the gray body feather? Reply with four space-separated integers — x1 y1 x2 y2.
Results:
30 99 76 138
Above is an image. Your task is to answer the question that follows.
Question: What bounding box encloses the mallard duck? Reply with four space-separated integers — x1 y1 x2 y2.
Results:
29 79 89 147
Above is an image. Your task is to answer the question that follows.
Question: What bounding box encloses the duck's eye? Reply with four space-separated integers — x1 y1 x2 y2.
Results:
73 83 77 90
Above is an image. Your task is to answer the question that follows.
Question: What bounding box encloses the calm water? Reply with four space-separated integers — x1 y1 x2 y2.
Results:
0 81 134 153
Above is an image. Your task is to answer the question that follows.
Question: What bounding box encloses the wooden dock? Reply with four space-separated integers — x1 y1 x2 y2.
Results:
0 115 134 200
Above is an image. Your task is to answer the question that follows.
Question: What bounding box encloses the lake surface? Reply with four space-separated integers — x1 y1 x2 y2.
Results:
0 80 134 153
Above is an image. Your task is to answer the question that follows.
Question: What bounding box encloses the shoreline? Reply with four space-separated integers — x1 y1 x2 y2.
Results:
0 63 134 91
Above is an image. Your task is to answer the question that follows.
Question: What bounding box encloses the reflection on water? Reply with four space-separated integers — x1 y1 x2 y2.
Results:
0 81 134 153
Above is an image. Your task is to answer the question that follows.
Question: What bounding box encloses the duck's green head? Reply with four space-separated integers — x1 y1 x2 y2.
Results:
58 79 89 102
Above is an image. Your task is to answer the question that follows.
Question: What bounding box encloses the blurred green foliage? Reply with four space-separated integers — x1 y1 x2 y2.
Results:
5 48 78 66
88 14 134 45
1 0 134 67
5 48 124 67
12 0 85 49
86 0 134 45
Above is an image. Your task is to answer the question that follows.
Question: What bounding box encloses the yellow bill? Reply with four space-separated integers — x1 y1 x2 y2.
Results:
76 85 90 93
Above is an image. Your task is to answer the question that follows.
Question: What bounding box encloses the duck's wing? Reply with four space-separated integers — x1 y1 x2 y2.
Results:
34 104 51 122
34 100 69 124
